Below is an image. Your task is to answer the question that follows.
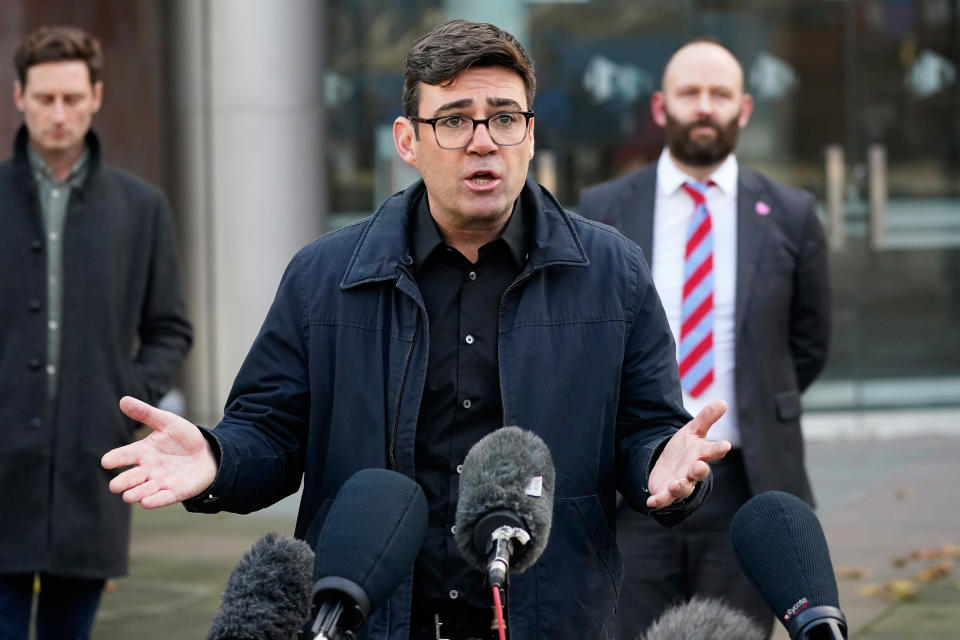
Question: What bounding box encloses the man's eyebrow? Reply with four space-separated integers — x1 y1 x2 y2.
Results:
431 96 525 117
432 98 473 116
488 97 523 109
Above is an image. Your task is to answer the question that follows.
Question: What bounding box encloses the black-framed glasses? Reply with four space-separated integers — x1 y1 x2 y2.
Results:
410 111 534 150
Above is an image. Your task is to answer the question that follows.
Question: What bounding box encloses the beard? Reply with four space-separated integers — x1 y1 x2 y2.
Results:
664 110 741 166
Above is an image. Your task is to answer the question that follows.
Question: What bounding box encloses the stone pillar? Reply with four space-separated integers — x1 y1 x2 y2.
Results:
168 0 326 425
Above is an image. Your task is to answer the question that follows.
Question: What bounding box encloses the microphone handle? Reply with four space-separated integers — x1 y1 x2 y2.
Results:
788 605 847 640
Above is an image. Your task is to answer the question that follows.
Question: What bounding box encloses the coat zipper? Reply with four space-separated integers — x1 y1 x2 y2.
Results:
389 307 420 471
498 270 536 428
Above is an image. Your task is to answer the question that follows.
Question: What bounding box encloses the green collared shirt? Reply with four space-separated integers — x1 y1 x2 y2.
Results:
28 146 89 402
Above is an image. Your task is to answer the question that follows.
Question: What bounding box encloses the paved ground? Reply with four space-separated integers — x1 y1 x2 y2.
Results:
87 432 960 639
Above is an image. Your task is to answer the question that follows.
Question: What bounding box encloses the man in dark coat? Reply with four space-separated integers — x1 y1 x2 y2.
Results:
0 26 192 639
103 21 729 640
578 39 831 638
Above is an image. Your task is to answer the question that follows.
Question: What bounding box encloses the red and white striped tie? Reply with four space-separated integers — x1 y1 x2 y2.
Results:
678 181 714 397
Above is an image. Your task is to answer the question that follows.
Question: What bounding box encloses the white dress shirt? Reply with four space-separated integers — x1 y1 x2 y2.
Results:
652 148 740 446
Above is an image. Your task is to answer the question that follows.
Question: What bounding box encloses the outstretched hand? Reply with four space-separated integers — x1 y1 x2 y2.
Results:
646 400 731 508
101 396 218 509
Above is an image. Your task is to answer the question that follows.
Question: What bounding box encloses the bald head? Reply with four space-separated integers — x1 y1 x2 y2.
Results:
662 40 745 94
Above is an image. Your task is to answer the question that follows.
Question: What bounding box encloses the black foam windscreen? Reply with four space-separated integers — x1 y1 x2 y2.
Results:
730 491 839 627
207 532 315 640
455 426 555 574
313 468 428 612
642 596 765 640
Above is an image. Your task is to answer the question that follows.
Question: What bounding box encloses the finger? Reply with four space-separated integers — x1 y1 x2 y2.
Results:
122 477 166 505
108 465 149 494
101 442 145 470
687 459 711 483
699 439 732 463
686 399 727 437
141 489 180 510
119 396 180 432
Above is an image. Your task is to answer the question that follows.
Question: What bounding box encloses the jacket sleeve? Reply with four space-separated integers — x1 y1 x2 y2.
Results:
789 196 831 392
614 246 709 526
186 250 311 514
133 194 193 405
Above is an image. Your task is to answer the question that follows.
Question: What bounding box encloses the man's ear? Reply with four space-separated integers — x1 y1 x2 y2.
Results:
91 81 103 113
738 93 754 129
393 116 418 167
13 81 24 112
650 91 667 128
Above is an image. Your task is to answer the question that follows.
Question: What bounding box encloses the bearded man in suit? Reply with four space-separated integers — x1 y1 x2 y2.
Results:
578 38 831 639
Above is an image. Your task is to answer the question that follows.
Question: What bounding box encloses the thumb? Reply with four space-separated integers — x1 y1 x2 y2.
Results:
119 395 178 432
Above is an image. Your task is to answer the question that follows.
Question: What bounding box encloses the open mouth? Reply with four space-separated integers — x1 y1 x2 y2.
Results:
468 171 499 186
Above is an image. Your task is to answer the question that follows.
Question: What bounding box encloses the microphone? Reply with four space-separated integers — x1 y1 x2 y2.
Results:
455 426 555 588
207 531 315 640
310 468 428 640
642 596 765 640
730 491 847 640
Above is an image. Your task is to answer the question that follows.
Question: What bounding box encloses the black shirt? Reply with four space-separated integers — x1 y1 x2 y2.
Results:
410 191 529 615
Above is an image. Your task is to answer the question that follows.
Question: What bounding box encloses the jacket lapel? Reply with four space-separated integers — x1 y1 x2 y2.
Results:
623 167 657 259
735 167 771 330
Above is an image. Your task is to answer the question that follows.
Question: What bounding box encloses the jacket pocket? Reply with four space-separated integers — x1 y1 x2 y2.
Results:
775 389 802 422
535 495 621 636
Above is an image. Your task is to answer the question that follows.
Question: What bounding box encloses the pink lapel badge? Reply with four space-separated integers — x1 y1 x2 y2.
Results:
755 200 771 216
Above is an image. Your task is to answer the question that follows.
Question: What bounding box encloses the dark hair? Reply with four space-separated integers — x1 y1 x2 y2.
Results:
13 25 103 86
402 19 536 118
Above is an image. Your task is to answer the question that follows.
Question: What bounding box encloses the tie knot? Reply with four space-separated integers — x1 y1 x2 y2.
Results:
682 181 712 205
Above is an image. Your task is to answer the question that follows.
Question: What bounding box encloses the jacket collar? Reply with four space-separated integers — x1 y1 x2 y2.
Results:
13 125 102 191
341 177 588 289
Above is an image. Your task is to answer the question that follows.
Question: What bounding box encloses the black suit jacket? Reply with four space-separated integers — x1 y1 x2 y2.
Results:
578 162 830 505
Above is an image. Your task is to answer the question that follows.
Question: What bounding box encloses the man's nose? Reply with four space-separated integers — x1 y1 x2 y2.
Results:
51 99 66 122
466 121 498 154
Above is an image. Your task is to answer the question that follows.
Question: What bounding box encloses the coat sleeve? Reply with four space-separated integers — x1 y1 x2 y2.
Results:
613 246 709 526
133 194 193 405
185 250 311 514
789 196 831 392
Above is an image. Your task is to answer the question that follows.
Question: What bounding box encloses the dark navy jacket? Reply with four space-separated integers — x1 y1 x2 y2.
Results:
190 179 703 639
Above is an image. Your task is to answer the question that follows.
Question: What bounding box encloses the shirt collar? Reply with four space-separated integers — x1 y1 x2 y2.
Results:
656 147 738 197
411 193 529 268
27 145 90 188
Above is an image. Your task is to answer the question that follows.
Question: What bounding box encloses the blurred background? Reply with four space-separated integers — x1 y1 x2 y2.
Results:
1 0 958 637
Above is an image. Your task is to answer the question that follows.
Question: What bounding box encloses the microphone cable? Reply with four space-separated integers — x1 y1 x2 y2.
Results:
491 585 507 640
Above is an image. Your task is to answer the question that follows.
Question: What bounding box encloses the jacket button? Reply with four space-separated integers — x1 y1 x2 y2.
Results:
28 299 42 312
30 239 43 252
28 417 43 429
28 358 41 370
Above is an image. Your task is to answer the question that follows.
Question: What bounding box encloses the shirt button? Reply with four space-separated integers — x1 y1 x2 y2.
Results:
48 320 58 330
448 590 459 600
450 525 457 534
468 271 477 280
49 232 58 241
51 189 60 198
462 398 472 409
464 334 474 344
456 464 463 474
46 365 56 375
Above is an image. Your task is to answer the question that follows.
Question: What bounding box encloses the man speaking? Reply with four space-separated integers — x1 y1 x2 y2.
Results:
102 21 731 640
